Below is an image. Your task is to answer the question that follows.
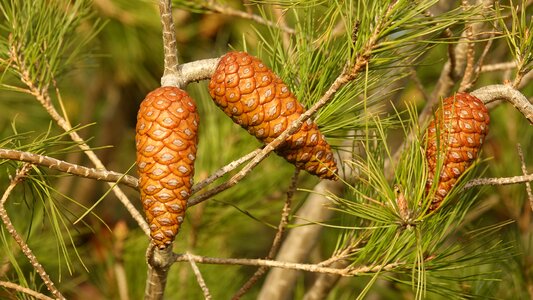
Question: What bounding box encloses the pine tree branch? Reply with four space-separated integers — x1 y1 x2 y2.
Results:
144 245 174 300
159 0 179 87
0 164 66 300
0 148 139 189
186 252 212 300
8 41 150 236
177 58 220 86
464 173 533 189
480 61 517 72
175 253 401 276
0 281 54 300
470 84 533 124
190 148 262 195
517 144 533 212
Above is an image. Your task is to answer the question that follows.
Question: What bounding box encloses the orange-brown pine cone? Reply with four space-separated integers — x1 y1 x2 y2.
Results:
136 86 199 249
208 51 337 180
425 92 489 212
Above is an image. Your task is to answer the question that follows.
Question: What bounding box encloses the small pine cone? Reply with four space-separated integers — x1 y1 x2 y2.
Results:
208 51 337 179
136 86 199 249
425 92 489 211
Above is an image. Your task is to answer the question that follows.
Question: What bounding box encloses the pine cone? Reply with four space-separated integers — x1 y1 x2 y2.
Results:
136 86 199 249
208 51 337 179
425 92 489 212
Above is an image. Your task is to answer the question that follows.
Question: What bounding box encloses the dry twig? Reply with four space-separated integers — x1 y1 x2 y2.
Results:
186 252 212 300
517 144 533 212
480 62 516 72
190 148 262 195
175 253 401 277
0 148 139 189
464 173 533 189
0 281 54 300
0 146 263 202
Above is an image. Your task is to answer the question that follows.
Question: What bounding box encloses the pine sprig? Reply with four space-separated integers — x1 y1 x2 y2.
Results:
0 0 102 90
321 104 512 298
496 0 533 86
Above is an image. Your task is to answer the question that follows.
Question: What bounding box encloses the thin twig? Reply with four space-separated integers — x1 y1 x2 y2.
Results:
0 164 66 300
467 32 494 89
464 173 533 189
0 146 263 201
203 0 296 34
190 148 262 195
479 62 516 72
409 68 430 103
458 24 475 92
186 252 212 300
0 148 139 189
517 70 533 89
0 281 54 300
232 169 300 299
517 144 533 212
175 253 401 277
159 0 179 87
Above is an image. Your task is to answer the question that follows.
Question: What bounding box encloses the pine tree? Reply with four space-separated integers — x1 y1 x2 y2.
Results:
0 0 532 299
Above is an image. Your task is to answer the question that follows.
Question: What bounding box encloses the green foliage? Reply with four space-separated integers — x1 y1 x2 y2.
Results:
496 0 533 76
0 0 532 299
325 107 517 299
0 0 102 89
